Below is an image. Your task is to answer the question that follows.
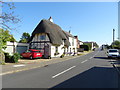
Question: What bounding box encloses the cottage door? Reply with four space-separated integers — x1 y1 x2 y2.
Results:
44 45 50 58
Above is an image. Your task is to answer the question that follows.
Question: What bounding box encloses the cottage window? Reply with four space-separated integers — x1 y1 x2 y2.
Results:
40 35 46 40
55 46 58 53
54 46 59 56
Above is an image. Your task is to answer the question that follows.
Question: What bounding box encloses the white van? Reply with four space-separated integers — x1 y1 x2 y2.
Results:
107 49 119 58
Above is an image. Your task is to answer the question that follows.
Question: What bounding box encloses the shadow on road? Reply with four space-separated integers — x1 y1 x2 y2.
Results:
109 60 120 65
94 57 120 66
50 67 119 88
94 57 109 59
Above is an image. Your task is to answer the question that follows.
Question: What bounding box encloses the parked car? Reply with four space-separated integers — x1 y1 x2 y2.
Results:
107 49 120 58
21 49 42 59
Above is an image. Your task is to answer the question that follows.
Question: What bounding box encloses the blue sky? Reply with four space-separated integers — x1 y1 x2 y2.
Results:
3 2 118 46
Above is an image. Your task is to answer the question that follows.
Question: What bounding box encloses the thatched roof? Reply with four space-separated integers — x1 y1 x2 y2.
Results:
29 19 70 47
63 31 75 38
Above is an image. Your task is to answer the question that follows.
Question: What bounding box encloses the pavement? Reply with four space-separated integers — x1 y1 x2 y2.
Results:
1 51 91 76
110 58 120 76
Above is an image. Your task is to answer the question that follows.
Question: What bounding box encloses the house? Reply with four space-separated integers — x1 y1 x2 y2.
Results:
28 17 77 58
79 40 83 46
74 36 80 49
3 41 29 55
63 31 77 55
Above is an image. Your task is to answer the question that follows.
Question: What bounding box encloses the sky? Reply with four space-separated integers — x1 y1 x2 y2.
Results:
3 2 118 46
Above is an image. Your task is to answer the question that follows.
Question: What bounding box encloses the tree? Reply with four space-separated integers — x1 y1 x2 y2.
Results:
0 1 20 30
93 42 99 48
83 43 92 50
0 29 16 64
0 28 16 50
0 1 20 64
111 40 120 49
19 32 30 43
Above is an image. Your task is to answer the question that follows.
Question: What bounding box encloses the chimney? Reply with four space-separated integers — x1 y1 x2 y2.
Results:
69 30 71 33
48 16 53 22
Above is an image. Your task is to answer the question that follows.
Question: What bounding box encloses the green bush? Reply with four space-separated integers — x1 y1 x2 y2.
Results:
12 53 20 63
80 45 89 51
4 52 20 63
60 54 65 58
4 53 12 63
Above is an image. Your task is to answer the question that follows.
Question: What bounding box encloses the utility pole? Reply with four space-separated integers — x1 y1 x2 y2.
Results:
113 29 115 49
113 29 115 42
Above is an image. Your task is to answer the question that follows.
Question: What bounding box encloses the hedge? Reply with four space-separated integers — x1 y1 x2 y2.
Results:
80 45 90 51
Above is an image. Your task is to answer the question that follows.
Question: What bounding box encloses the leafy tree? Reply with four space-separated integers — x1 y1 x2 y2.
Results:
9 35 16 42
0 1 20 64
0 29 16 64
111 40 120 49
19 32 30 43
0 28 16 50
93 42 99 48
80 45 89 51
83 43 92 50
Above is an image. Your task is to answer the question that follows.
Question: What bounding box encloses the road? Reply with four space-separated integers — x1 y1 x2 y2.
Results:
2 49 119 88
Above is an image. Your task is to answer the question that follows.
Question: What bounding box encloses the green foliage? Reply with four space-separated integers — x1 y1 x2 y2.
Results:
12 53 20 63
83 43 92 50
0 29 10 50
19 32 30 43
0 52 5 65
9 35 16 42
0 29 16 51
80 45 89 51
4 52 20 63
0 29 16 64
60 54 65 58
93 42 99 48
111 40 120 49
4 53 12 63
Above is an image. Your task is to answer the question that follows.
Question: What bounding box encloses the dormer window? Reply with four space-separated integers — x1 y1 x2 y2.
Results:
40 35 46 40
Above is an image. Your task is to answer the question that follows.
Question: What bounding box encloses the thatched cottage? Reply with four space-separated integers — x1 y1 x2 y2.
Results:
29 17 77 58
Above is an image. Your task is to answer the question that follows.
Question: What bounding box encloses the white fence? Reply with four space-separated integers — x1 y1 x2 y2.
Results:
3 42 29 55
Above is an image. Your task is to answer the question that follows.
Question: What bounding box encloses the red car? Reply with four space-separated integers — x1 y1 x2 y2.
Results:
21 49 42 59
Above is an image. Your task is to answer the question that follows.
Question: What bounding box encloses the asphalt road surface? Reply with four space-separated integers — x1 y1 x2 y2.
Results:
2 49 119 88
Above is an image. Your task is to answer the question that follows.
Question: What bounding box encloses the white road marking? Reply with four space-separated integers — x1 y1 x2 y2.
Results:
81 60 88 63
89 57 93 59
0 73 3 76
13 64 26 67
52 66 76 78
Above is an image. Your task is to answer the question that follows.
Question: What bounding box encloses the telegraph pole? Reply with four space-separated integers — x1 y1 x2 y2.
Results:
113 29 115 42
113 29 115 49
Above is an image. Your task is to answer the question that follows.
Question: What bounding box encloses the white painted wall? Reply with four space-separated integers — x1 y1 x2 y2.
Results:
31 33 78 57
51 43 64 57
51 46 56 57
3 42 29 55
68 37 77 55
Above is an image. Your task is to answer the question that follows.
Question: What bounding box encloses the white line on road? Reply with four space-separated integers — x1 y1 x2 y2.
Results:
89 57 93 59
52 66 76 79
81 60 88 63
13 64 26 67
